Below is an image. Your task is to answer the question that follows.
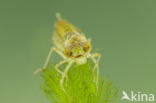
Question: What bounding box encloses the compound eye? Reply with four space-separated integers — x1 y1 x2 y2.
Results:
84 43 91 52
64 48 72 57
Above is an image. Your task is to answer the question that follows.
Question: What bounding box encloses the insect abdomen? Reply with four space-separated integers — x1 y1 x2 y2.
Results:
52 17 77 51
55 20 76 38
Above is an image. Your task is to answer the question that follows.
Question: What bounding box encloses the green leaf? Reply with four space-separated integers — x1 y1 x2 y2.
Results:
40 61 118 103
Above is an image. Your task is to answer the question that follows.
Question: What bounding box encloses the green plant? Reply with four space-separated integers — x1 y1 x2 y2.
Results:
40 61 118 103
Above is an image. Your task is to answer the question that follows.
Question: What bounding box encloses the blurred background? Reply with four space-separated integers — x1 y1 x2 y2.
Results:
0 0 156 103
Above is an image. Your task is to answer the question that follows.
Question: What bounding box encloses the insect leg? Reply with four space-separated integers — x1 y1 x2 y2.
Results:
55 59 68 86
55 60 73 101
43 47 66 68
60 61 73 92
89 53 101 90
34 47 65 75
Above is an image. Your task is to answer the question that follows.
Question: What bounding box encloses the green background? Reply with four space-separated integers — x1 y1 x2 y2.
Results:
0 0 155 103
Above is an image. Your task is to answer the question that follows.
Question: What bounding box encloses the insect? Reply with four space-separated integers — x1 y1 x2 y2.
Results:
34 13 101 92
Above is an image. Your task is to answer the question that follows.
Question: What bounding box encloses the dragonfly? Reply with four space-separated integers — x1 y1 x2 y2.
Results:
34 13 101 92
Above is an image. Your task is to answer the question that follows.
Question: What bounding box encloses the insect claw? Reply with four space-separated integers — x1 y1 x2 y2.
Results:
34 67 48 75
34 68 42 75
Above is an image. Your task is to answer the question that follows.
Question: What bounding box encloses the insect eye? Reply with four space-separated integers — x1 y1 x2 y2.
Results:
84 43 91 52
64 48 72 57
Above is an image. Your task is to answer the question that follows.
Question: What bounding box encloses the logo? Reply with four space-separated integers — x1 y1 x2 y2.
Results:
121 91 155 102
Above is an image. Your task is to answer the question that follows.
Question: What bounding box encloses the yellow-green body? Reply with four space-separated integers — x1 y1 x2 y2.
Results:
52 15 91 64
